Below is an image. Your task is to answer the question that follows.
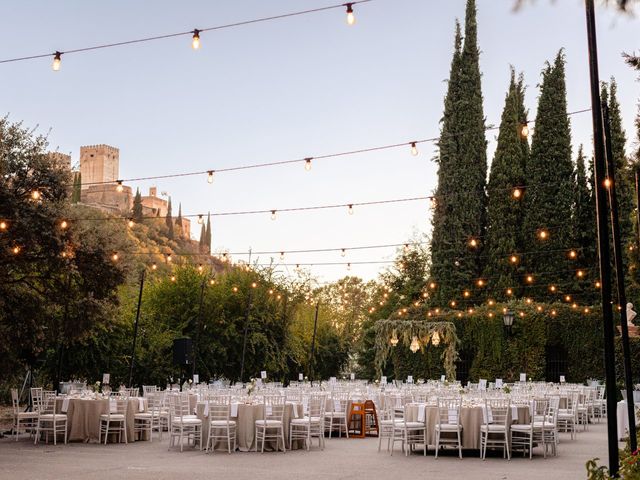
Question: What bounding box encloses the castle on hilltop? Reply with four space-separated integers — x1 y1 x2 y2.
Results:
63 144 191 238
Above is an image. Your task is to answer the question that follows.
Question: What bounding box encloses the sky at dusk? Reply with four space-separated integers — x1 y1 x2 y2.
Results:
1 0 639 283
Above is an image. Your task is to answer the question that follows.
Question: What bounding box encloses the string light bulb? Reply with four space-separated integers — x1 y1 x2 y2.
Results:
512 187 522 199
280 252 285 261
348 204 354 215
52 51 62 71
31 190 41 201
409 336 420 353
469 238 478 248
506 288 513 296
341 248 346 257
112 253 119 262
166 253 172 262
271 210 277 221
549 285 557 292
197 214 204 225
207 171 214 184
251 282 258 288
345 3 355 25
463 290 470 298
128 219 134 228
191 29 201 50
404 243 410 253
0 221 6 230
569 250 577 259
60 220 68 229
526 275 534 283
538 229 548 240
12 246 20 255
347 262 351 271
520 123 529 138
116 181 124 193
198 264 204 272
604 177 612 189
151 263 157 270
410 142 418 156
577 270 584 278
304 158 312 171
477 279 484 287
171 275 176 282
429 197 437 210
595 281 601 288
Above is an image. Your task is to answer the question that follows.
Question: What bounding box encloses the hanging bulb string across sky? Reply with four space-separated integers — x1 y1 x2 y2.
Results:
54 108 591 190
0 1 370 67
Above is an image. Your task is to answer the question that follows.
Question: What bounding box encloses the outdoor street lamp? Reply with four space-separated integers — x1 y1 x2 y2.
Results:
503 310 514 336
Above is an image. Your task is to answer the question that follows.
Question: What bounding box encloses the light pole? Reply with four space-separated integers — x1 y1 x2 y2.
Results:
584 0 619 474
128 269 145 387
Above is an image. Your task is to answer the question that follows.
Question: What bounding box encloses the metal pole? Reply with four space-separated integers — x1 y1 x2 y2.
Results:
192 278 206 378
584 0 619 474
309 301 320 383
128 269 145 387
636 169 640 248
239 287 253 383
603 104 637 451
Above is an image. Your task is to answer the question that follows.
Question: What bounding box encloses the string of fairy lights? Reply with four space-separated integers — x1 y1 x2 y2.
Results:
0 2 617 324
0 2 369 68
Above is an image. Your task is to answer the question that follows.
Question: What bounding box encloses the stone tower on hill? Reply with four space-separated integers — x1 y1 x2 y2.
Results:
80 144 119 189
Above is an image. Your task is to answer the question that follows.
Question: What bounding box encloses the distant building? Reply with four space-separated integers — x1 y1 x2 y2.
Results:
60 143 192 238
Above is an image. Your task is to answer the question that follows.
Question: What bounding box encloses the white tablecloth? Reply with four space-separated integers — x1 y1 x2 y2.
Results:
617 400 639 440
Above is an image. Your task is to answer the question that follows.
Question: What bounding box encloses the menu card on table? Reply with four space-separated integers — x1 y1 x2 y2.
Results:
261 371 267 379
407 375 413 384
102 373 110 385
519 373 527 382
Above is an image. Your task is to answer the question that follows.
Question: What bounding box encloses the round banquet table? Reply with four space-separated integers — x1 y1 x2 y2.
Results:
404 403 530 450
195 401 304 451
54 396 148 443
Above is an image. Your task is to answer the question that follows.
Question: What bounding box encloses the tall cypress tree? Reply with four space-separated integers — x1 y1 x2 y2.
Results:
572 145 597 303
430 0 487 308
522 51 574 301
165 197 174 240
132 188 143 222
199 223 206 252
175 202 183 238
483 70 529 300
205 212 212 254
71 172 81 203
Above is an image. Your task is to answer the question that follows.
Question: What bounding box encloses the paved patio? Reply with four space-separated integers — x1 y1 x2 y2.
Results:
0 423 612 480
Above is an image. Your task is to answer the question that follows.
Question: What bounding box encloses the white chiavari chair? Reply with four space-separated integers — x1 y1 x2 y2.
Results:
510 398 548 459
33 390 67 445
480 397 510 460
289 393 326 451
100 397 128 444
169 393 202 451
206 395 236 454
255 394 286 453
325 391 349 439
11 388 38 441
434 396 463 459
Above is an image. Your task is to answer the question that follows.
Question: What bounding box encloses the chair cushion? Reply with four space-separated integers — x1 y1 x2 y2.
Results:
210 420 237 426
481 424 507 432
17 412 39 419
39 414 67 420
403 421 426 429
291 416 322 425
435 424 461 431
172 417 202 425
134 413 153 419
255 419 283 426
510 424 532 432
100 414 126 420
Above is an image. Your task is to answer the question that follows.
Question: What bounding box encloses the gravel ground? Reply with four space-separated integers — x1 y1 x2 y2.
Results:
0 421 613 480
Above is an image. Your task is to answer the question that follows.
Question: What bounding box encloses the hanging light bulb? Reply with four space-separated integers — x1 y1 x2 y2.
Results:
410 142 418 156
210 279 215 285
251 282 258 288
341 248 346 257
207 170 214 184
595 281 601 288
549 285 557 292
604 177 612 189
469 238 478 248
512 187 522 199
429 197 437 210
116 181 124 193
112 253 119 261
151 263 157 270
192 29 201 50
128 219 134 228
345 3 355 25
577 270 585 278
409 336 420 353
279 252 285 261
347 262 351 271
431 330 441 346
31 190 41 201
52 51 62 71
526 275 534 283
506 288 513 296
520 123 529 138
304 158 312 171
222 253 228 262
271 210 277 221
198 264 204 272
197 214 204 225
60 220 68 229
569 249 577 259
171 275 176 282
450 300 456 307
166 253 172 262
12 246 20 255
565 295 572 302
463 290 470 298
404 243 410 253
477 279 485 287
0 221 6 230
348 204 354 215
538 229 548 240
390 330 399 347
232 286 238 293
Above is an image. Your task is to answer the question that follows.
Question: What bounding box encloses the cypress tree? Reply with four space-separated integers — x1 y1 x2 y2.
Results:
132 188 143 222
199 223 206 252
205 212 212 254
176 202 183 238
522 51 574 301
430 0 487 307
483 70 529 300
572 145 597 303
165 197 174 240
71 172 81 203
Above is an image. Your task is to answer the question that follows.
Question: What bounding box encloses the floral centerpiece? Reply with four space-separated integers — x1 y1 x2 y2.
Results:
247 378 257 396
92 381 101 393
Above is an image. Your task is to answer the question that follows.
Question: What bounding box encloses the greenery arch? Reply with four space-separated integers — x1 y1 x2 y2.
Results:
374 319 460 380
